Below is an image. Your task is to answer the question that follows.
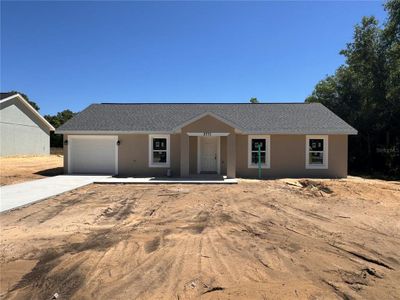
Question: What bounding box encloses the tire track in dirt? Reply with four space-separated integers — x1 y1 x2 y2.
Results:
163 237 192 296
203 233 236 283
214 228 273 283
93 231 187 299
2 180 400 299
3 189 150 299
228 188 399 298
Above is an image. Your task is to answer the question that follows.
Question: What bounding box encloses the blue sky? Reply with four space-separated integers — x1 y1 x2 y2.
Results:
1 1 387 115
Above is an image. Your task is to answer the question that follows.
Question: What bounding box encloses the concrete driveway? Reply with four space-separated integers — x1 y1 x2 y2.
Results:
0 175 109 213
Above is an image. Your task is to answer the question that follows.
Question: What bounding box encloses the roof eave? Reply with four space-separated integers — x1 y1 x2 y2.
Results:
55 130 175 135
56 129 358 135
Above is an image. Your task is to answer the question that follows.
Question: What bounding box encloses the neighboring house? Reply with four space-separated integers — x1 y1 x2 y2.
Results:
0 92 55 156
56 103 357 178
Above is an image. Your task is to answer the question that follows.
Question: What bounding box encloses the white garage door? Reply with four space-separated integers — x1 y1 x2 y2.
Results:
68 135 118 175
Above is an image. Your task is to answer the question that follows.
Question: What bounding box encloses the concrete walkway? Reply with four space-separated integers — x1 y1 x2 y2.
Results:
94 176 238 184
0 175 109 213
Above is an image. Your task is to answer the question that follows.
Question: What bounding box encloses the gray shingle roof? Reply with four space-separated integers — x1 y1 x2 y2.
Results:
56 103 357 135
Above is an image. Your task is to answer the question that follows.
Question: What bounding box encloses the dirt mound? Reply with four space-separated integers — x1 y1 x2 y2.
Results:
299 179 334 196
283 179 334 197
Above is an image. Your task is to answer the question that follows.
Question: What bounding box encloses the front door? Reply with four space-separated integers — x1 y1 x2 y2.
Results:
199 136 218 173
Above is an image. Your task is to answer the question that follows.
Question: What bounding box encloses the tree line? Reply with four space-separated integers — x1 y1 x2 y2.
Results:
44 110 76 147
305 0 399 178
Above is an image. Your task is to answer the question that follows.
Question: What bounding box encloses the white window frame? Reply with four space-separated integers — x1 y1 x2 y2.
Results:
149 134 170 168
305 135 328 169
248 135 271 169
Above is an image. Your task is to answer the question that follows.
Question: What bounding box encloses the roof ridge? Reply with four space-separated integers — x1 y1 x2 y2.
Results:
98 102 312 105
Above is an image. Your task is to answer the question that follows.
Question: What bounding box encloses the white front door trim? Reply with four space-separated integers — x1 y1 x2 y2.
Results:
197 136 220 174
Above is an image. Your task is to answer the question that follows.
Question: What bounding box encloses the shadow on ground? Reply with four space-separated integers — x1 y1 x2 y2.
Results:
34 167 64 177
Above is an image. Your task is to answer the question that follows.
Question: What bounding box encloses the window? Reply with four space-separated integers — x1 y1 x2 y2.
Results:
306 135 328 169
248 135 270 168
149 134 170 167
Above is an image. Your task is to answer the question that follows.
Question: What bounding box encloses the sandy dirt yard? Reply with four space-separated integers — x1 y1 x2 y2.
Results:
0 177 399 299
0 155 63 186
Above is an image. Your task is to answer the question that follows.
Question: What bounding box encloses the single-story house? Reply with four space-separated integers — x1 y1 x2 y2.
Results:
56 103 357 178
0 92 55 156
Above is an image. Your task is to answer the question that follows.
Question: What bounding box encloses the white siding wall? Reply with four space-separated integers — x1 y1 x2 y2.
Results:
0 99 50 156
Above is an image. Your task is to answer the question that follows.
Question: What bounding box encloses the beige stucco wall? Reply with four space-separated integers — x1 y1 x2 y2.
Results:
236 134 348 178
220 136 227 175
118 133 180 177
181 115 236 134
62 117 348 178
189 136 197 174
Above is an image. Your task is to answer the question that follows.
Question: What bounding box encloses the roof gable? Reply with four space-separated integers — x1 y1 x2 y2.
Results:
174 112 239 132
0 93 55 131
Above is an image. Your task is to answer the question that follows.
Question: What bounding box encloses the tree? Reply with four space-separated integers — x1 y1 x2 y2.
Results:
382 0 400 148
306 1 400 178
249 97 259 103
44 110 76 147
11 90 40 111
44 110 75 128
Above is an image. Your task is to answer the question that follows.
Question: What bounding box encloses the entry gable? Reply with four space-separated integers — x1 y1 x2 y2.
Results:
174 112 239 133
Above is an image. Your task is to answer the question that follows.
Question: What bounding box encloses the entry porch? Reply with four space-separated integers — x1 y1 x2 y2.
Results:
180 132 236 178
